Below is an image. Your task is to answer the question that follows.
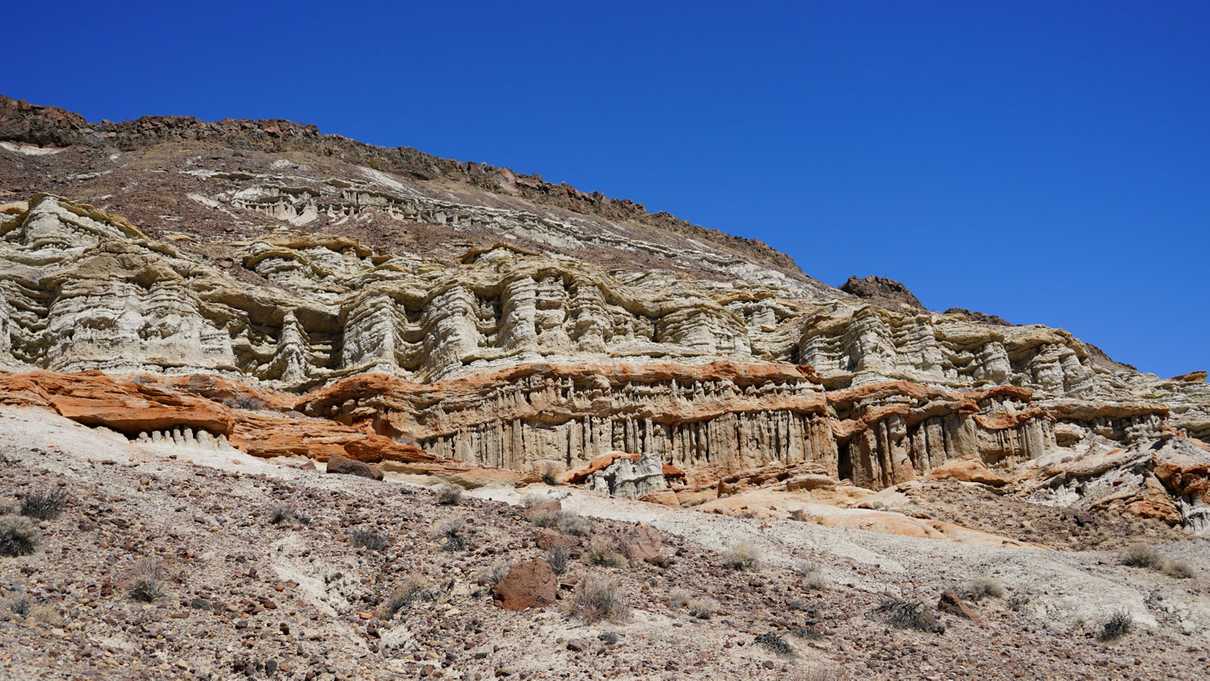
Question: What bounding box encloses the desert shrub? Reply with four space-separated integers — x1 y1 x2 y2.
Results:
28 604 62 627
546 546 570 575
875 596 943 633
1120 544 1160 568
435 484 463 506
435 517 466 552
556 512 592 537
223 395 267 411
1099 610 1132 641
688 597 720 620
572 575 629 623
598 631 620 645
721 543 761 571
380 577 432 620
1162 560 1193 579
587 535 627 568
755 631 795 657
668 588 692 609
3 594 29 618
540 462 561 486
963 576 1006 601
269 505 310 526
350 528 388 552
20 488 67 520
794 561 828 591
477 561 510 587
127 560 166 603
0 516 37 557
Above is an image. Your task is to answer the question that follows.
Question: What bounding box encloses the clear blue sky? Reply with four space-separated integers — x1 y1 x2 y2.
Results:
5 1 1207 377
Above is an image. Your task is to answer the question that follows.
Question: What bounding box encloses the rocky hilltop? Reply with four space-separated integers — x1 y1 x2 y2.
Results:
2 96 1210 680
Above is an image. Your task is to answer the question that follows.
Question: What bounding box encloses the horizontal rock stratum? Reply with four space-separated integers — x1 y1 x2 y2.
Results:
1 95 1208 535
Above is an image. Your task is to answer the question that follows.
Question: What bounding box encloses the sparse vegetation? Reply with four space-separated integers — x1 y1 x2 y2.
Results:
477 561 510 587
223 395 267 410
127 560 166 603
1121 544 1193 579
380 577 432 620
875 596 944 633
963 576 1006 601
587 535 627 568
3 594 29 618
668 588 692 609
556 512 592 537
688 597 720 620
546 546 570 575
572 575 629 623
268 505 310 526
435 517 467 552
794 561 828 590
350 528 388 551
1098 610 1132 641
721 543 761 571
540 462 561 486
755 631 795 657
0 516 37 557
435 484 463 506
20 488 67 520
1120 543 1160 568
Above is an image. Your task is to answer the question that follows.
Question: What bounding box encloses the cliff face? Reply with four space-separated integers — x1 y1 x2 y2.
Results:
2 96 1208 532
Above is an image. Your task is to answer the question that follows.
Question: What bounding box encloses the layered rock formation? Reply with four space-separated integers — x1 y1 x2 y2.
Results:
1 95 1208 533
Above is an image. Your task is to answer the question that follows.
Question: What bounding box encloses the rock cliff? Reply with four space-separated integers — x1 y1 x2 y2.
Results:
2 95 1208 534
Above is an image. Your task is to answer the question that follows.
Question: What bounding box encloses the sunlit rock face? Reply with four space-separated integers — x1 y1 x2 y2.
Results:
1 95 1207 529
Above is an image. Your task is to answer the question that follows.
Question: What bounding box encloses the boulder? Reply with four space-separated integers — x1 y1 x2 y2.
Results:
492 558 556 611
325 454 383 481
619 524 665 564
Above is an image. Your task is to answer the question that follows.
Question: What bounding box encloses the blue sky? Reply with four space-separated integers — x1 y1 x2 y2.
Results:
5 1 1207 377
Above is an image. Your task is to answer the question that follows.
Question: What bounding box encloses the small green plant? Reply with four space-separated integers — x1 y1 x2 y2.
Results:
0 516 37 557
587 535 627 568
350 528 388 551
20 489 67 520
546 546 570 575
435 517 466 552
1099 610 1132 641
127 560 166 603
435 484 463 506
755 631 794 657
380 577 433 620
875 596 944 633
572 575 629 623
722 543 760 571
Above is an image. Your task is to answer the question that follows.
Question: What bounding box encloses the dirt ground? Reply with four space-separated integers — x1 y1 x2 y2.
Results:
1 406 1208 680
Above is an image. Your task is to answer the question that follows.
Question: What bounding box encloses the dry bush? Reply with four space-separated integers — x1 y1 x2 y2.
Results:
572 575 629 623
964 576 1006 601
127 560 166 603
269 505 310 526
755 631 794 657
2 594 29 619
722 543 761 571
556 512 592 537
875 596 944 633
668 588 692 609
587 535 627 568
380 577 432 620
28 603 62 627
20 488 67 520
1120 544 1160 568
688 597 720 620
540 462 561 486
435 517 467 552
1099 610 1132 641
0 516 37 557
1162 560 1193 579
794 561 828 591
477 561 510 587
546 546 570 575
350 528 388 551
435 484 463 506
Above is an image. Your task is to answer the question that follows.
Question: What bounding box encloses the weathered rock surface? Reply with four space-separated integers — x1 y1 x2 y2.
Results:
1 97 1207 534
492 558 557 611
